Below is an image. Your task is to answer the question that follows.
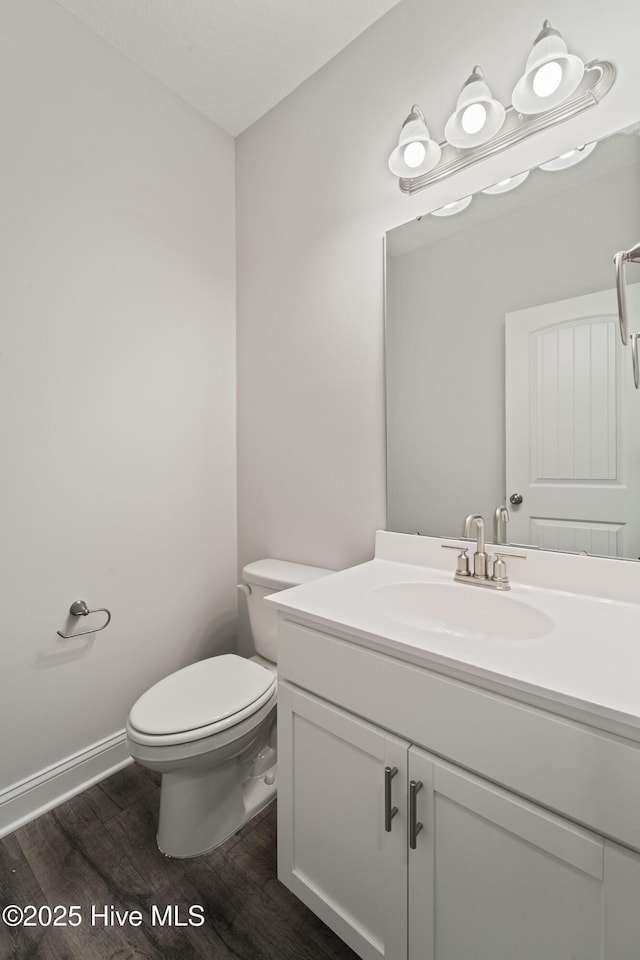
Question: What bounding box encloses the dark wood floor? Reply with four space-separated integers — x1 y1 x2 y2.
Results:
0 763 359 960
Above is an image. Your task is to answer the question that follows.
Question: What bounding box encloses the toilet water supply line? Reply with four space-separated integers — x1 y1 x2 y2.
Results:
614 242 640 388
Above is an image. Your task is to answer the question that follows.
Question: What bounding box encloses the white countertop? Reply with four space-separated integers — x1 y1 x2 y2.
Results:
266 532 640 741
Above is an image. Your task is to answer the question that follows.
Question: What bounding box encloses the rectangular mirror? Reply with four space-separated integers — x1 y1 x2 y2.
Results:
385 122 640 558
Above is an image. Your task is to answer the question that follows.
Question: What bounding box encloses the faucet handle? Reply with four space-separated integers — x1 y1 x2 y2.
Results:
441 543 470 576
492 551 526 585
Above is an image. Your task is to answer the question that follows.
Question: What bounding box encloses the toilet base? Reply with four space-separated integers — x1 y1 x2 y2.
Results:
157 760 277 858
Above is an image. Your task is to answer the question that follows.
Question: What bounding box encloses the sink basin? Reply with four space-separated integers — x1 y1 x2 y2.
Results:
368 581 553 641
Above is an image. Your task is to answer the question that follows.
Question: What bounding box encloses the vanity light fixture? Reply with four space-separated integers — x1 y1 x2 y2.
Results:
538 141 597 171
389 20 615 196
387 105 441 178
444 67 506 148
512 21 584 115
481 170 530 194
430 196 473 217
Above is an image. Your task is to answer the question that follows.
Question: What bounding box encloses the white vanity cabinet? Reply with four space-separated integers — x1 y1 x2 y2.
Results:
276 615 640 960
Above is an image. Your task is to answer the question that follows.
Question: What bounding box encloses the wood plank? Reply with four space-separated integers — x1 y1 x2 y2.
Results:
103 790 188 894
262 874 361 959
81 781 122 824
1 768 354 960
186 850 357 960
255 803 277 846
14 794 184 959
96 762 158 810
0 835 66 960
227 824 277 889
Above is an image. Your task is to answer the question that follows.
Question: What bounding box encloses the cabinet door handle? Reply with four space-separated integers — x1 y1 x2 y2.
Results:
409 780 423 849
384 766 398 832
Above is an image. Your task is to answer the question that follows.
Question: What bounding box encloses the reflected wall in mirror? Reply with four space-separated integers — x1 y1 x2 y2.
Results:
385 122 640 558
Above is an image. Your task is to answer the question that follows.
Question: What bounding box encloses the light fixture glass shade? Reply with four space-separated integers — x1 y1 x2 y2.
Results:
512 21 585 115
430 196 472 217
481 170 530 194
388 106 442 178
538 141 597 171
444 67 506 148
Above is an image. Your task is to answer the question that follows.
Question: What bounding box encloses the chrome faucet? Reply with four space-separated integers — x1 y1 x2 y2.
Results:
462 513 482 538
469 515 489 579
443 513 526 590
493 505 509 545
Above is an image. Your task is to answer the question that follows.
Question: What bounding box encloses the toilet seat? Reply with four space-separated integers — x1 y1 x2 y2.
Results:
127 654 276 747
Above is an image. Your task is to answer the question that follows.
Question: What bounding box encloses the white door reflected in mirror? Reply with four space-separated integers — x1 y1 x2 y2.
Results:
505 284 640 558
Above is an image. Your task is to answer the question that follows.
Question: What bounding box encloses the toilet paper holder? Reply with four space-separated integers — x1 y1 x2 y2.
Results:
57 600 112 639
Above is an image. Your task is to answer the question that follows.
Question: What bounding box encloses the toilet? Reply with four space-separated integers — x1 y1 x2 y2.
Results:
126 558 331 858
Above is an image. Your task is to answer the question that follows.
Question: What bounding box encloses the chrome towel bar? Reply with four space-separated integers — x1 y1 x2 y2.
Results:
614 242 640 389
57 600 112 639
614 241 640 347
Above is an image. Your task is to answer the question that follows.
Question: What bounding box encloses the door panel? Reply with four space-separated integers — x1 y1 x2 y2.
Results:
409 749 606 960
278 682 408 960
603 841 640 958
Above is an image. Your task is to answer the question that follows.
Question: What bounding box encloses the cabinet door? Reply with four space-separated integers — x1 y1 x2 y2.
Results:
408 748 607 960
278 682 409 960
603 840 640 958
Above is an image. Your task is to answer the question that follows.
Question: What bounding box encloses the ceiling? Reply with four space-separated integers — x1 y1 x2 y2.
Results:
53 0 403 136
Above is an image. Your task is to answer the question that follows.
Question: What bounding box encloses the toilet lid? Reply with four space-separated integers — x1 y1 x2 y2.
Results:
128 655 276 736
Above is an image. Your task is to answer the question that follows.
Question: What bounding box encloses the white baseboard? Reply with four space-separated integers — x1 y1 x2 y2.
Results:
0 730 132 839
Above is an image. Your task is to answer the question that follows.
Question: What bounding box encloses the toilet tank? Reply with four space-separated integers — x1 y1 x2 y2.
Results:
241 559 333 663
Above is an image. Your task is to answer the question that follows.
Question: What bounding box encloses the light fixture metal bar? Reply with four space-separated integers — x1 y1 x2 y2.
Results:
399 60 615 195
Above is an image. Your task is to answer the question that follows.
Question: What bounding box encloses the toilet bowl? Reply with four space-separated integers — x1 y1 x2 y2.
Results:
126 558 332 858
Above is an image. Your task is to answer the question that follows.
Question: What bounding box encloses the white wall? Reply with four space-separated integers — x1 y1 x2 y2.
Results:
0 0 237 792
236 0 640 576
